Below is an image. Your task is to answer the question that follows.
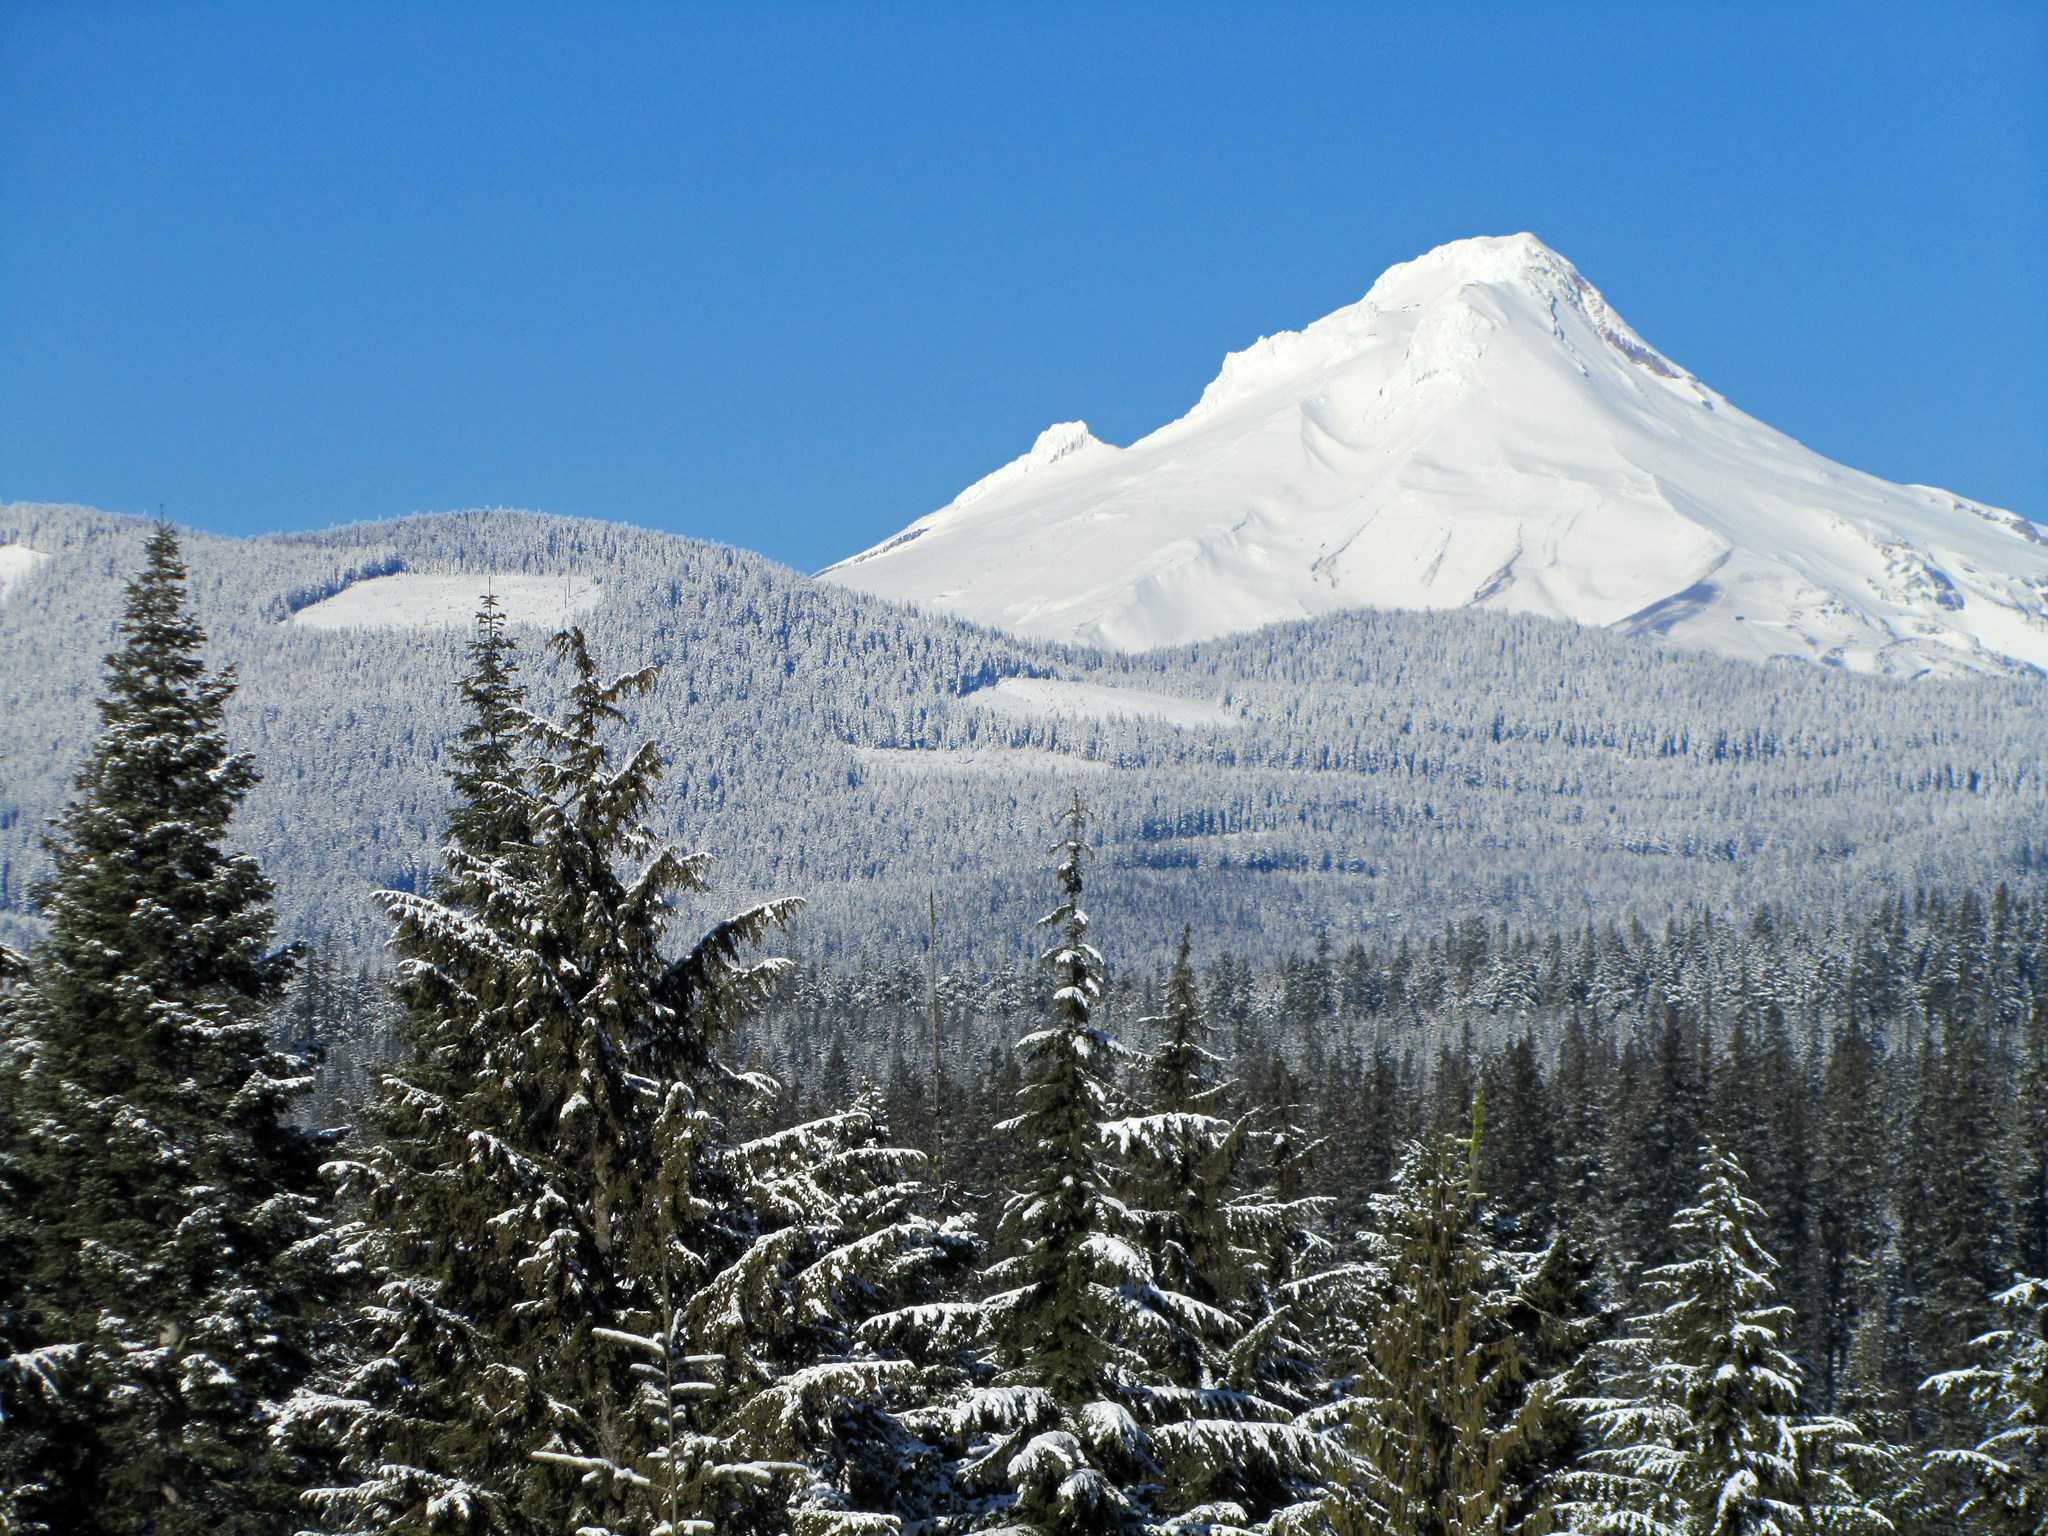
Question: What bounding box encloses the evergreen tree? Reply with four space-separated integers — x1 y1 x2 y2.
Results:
1606 1009 1704 1288
288 626 805 1533
1552 1009 1611 1224
1105 925 1340 1520
1901 1019 2007 1429
1481 1031 1557 1244
1924 1275 2048 1536
1560 1145 1892 1535
1813 1019 1888 1414
1 940 82 1536
439 594 534 865
1311 1121 1558 1536
970 792 1155 1535
665 1087 976 1533
1 524 330 1532
2006 1000 2048 1294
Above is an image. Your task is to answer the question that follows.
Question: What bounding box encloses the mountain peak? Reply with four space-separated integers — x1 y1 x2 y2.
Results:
823 238 2047 676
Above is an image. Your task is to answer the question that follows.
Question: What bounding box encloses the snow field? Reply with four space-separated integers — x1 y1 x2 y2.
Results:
290 572 602 630
964 676 1241 728
0 544 52 598
850 745 1113 778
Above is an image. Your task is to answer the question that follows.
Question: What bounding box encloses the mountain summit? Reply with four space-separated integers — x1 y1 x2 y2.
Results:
821 234 2048 675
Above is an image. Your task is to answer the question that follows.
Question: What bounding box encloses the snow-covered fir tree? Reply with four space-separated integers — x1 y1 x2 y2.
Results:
0 524 333 1533
1 937 79 1536
289 619 971 1535
1559 1145 1892 1535
287 626 809 1533
672 1084 978 1531
1923 1275 2047 1536
1105 926 1344 1521
929 799 1347 1535
965 792 1159 1535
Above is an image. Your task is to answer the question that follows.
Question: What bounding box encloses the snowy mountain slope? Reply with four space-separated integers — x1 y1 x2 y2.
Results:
820 234 2048 675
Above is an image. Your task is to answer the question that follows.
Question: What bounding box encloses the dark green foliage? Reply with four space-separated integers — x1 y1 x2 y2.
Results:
2008 1000 2048 1291
989 793 1129 1416
292 624 804 1534
1605 1007 1704 1288
1902 1019 2009 1432
1814 1018 1889 1414
1480 1031 1557 1243
1319 1126 1558 1536
1925 1275 2048 1536
439 595 534 868
976 793 1154 1534
1 524 330 1533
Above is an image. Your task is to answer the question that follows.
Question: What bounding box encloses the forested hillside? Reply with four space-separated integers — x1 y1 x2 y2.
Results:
3 504 2044 968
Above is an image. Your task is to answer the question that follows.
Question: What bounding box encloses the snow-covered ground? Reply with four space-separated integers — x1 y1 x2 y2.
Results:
290 573 602 630
821 234 2048 677
0 544 52 599
965 676 1242 727
850 745 1112 777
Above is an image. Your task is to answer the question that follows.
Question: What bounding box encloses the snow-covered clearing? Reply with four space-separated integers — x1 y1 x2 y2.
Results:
290 573 602 630
851 745 1112 778
965 677 1240 728
0 544 52 598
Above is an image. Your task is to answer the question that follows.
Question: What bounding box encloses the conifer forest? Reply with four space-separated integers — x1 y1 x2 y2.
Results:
2 528 2043 1536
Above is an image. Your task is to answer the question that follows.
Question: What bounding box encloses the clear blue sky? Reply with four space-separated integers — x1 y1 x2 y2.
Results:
3 2 2042 573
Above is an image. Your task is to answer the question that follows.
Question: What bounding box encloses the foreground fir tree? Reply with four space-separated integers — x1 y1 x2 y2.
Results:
935 801 1342 1536
675 1085 979 1530
1 523 330 1532
289 627 807 1533
293 620 955 1535
1 939 81 1536
1558 1145 1892 1536
1106 926 1344 1521
963 793 1158 1535
1924 1275 2047 1536
1301 1119 1559 1536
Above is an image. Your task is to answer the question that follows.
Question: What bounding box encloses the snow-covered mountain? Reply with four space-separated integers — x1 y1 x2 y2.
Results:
821 234 2048 675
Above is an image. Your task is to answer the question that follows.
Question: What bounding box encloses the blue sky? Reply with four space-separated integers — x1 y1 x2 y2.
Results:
3 2 2042 572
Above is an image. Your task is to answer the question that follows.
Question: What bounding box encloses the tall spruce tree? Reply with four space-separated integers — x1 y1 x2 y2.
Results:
1309 1120 1558 1536
289 625 805 1534
1560 1145 1892 1535
1 523 329 1532
972 792 1154 1535
1924 1275 2048 1536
